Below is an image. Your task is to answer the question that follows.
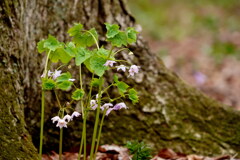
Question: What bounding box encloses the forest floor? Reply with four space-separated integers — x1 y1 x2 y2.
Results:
42 144 239 160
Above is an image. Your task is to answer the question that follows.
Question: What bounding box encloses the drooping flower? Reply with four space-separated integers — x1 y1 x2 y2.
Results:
48 70 53 77
101 103 113 111
106 108 114 116
113 102 128 110
52 70 62 80
56 118 68 128
129 65 140 77
116 65 127 72
68 78 76 82
71 111 81 119
193 71 207 85
51 116 60 123
103 60 116 67
63 114 72 122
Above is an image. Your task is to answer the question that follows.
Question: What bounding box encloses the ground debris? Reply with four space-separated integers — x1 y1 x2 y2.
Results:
42 145 239 160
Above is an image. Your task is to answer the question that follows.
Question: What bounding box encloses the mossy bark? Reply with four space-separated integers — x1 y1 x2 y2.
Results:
0 0 240 158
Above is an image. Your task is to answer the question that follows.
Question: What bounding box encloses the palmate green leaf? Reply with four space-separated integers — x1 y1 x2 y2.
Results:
105 23 120 38
73 28 98 47
42 79 56 90
49 47 72 63
65 42 77 57
37 40 46 53
57 80 73 91
56 72 72 82
113 74 119 83
90 56 107 77
43 35 62 51
126 27 138 44
97 48 109 58
91 78 103 87
68 23 83 36
128 88 139 104
71 89 85 100
107 31 128 47
75 47 92 66
116 81 129 95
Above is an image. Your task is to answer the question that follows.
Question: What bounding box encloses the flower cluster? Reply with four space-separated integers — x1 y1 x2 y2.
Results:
103 60 140 77
90 99 128 116
51 111 81 128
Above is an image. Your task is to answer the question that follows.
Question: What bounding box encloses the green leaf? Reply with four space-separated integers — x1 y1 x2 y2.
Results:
42 79 55 90
75 47 92 66
68 23 83 36
107 31 128 47
49 47 72 63
43 35 62 51
73 28 98 47
71 89 85 100
126 27 138 44
105 23 120 38
96 48 109 58
90 56 107 76
37 40 46 53
116 81 129 95
57 80 73 91
91 78 103 87
65 42 77 57
56 72 72 82
128 88 139 104
113 74 119 83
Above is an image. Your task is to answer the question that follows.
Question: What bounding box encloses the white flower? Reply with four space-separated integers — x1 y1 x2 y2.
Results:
129 65 140 77
103 60 116 67
101 103 113 111
51 116 60 123
63 114 72 122
71 111 81 119
68 78 75 82
90 100 98 110
52 70 62 80
48 70 53 77
106 108 114 116
56 118 68 128
116 65 127 72
113 102 128 110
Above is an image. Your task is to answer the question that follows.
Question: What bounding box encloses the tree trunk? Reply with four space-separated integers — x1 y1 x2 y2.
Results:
0 0 240 158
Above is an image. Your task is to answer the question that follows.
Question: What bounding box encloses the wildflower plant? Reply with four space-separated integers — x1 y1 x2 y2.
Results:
37 23 139 160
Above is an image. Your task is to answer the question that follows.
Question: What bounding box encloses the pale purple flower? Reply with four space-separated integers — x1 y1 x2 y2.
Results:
90 100 98 110
51 116 60 123
129 65 140 77
41 74 44 78
48 70 53 77
116 65 127 72
113 102 128 110
193 71 207 85
71 111 81 119
69 78 75 82
106 108 114 116
56 118 68 128
103 60 116 67
101 103 113 111
63 114 72 122
52 70 62 80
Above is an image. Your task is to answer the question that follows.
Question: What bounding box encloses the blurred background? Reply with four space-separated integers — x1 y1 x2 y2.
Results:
128 0 240 110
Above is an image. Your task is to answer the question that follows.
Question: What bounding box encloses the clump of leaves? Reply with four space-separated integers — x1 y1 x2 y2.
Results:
126 141 152 160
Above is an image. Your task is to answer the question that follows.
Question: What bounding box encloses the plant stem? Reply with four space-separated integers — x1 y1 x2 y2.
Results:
59 127 63 160
93 110 106 159
39 50 51 159
39 90 45 159
89 77 103 159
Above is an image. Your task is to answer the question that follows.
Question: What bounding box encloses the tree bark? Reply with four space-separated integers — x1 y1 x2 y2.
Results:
0 0 240 158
